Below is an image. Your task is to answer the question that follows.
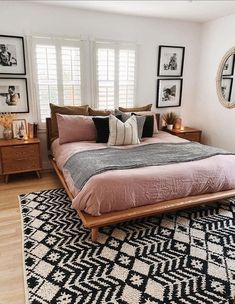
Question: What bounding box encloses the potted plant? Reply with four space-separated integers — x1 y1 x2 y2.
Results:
162 112 178 130
0 113 16 139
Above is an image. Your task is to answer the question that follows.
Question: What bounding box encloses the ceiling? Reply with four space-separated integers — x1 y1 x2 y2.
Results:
33 1 235 23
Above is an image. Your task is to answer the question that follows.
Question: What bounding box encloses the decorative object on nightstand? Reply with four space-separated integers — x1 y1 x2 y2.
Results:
174 117 182 129
0 138 42 183
12 118 27 139
167 126 202 143
0 113 16 140
162 111 178 130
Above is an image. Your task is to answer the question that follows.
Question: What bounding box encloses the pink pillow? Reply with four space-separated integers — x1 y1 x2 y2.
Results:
56 114 96 144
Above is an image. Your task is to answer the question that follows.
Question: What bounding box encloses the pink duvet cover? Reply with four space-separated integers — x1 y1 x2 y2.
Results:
52 132 235 216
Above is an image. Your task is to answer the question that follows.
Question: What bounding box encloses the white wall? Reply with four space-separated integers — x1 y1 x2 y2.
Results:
190 14 235 152
0 2 202 168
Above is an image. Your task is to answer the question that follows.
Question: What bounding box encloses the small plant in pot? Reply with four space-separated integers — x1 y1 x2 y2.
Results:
0 113 16 139
162 112 178 131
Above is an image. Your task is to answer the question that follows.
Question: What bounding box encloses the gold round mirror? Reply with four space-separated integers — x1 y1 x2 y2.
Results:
216 47 235 108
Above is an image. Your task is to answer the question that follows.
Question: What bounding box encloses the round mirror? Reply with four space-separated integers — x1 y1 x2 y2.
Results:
216 47 235 108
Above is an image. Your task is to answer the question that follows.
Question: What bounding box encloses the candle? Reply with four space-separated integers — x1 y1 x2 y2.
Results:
174 118 182 129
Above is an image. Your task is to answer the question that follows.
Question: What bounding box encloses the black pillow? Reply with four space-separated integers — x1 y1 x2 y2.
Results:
92 115 122 143
132 113 154 138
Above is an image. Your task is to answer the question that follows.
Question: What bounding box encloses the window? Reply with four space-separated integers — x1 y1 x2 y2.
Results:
35 44 58 122
119 49 136 108
95 43 136 109
97 48 115 110
33 38 82 122
61 47 81 106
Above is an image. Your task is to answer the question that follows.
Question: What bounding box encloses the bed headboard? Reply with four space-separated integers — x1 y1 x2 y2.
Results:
46 113 161 150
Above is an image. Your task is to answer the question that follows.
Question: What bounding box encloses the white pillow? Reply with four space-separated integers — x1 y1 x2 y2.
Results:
108 114 140 146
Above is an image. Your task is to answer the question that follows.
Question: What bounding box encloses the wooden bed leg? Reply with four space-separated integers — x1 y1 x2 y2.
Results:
91 228 98 242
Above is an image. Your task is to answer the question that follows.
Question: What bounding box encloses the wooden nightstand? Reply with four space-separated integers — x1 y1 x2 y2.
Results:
0 138 42 183
167 127 202 143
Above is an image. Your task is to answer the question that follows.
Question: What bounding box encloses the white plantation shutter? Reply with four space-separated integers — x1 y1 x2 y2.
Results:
95 42 137 109
33 37 83 123
97 48 115 110
119 49 136 108
61 47 81 106
35 45 58 122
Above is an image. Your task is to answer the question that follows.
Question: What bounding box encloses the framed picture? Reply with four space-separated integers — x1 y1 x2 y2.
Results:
156 78 183 108
222 54 235 76
157 45 185 77
0 78 29 113
221 78 233 101
12 119 27 139
0 35 26 75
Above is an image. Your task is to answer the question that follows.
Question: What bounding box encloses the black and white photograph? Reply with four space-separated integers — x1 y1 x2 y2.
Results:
0 78 29 113
221 78 233 101
157 45 185 77
12 119 27 139
156 78 183 108
0 35 26 75
222 54 235 76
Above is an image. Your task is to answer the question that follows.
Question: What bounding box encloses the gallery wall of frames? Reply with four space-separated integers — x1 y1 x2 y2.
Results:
156 45 185 109
0 35 29 114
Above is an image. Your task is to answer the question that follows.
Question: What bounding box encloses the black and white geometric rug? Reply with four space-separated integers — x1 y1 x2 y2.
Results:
19 188 235 304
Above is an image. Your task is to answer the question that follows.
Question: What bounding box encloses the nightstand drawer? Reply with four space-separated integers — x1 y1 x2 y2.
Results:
2 157 41 174
178 132 201 142
1 144 39 162
167 127 202 143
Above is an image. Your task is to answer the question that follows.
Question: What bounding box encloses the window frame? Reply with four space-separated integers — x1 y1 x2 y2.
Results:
31 36 85 128
94 40 137 110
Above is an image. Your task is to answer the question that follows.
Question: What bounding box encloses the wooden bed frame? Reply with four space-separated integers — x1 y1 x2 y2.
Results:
46 116 235 241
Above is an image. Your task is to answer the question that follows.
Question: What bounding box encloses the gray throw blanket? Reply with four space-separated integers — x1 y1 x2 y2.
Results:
64 142 234 190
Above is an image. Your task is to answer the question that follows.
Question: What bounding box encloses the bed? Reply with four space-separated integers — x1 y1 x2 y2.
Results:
46 116 235 241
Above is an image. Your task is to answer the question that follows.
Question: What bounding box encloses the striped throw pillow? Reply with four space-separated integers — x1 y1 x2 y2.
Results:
108 114 140 146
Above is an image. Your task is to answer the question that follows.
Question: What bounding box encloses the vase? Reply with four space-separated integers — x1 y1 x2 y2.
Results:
3 128 13 140
167 124 173 130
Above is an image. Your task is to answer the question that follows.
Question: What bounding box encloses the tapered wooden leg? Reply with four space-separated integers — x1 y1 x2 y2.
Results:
36 171 41 178
91 228 98 242
4 174 9 184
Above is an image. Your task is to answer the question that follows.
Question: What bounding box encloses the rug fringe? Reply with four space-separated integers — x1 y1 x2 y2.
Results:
18 194 30 304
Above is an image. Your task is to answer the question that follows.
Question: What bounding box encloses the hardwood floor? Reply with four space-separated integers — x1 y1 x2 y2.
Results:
0 171 62 304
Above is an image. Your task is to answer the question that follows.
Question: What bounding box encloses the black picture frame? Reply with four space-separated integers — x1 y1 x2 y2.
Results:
0 77 29 113
221 77 233 101
156 78 183 108
222 55 235 77
157 45 185 77
0 35 26 75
